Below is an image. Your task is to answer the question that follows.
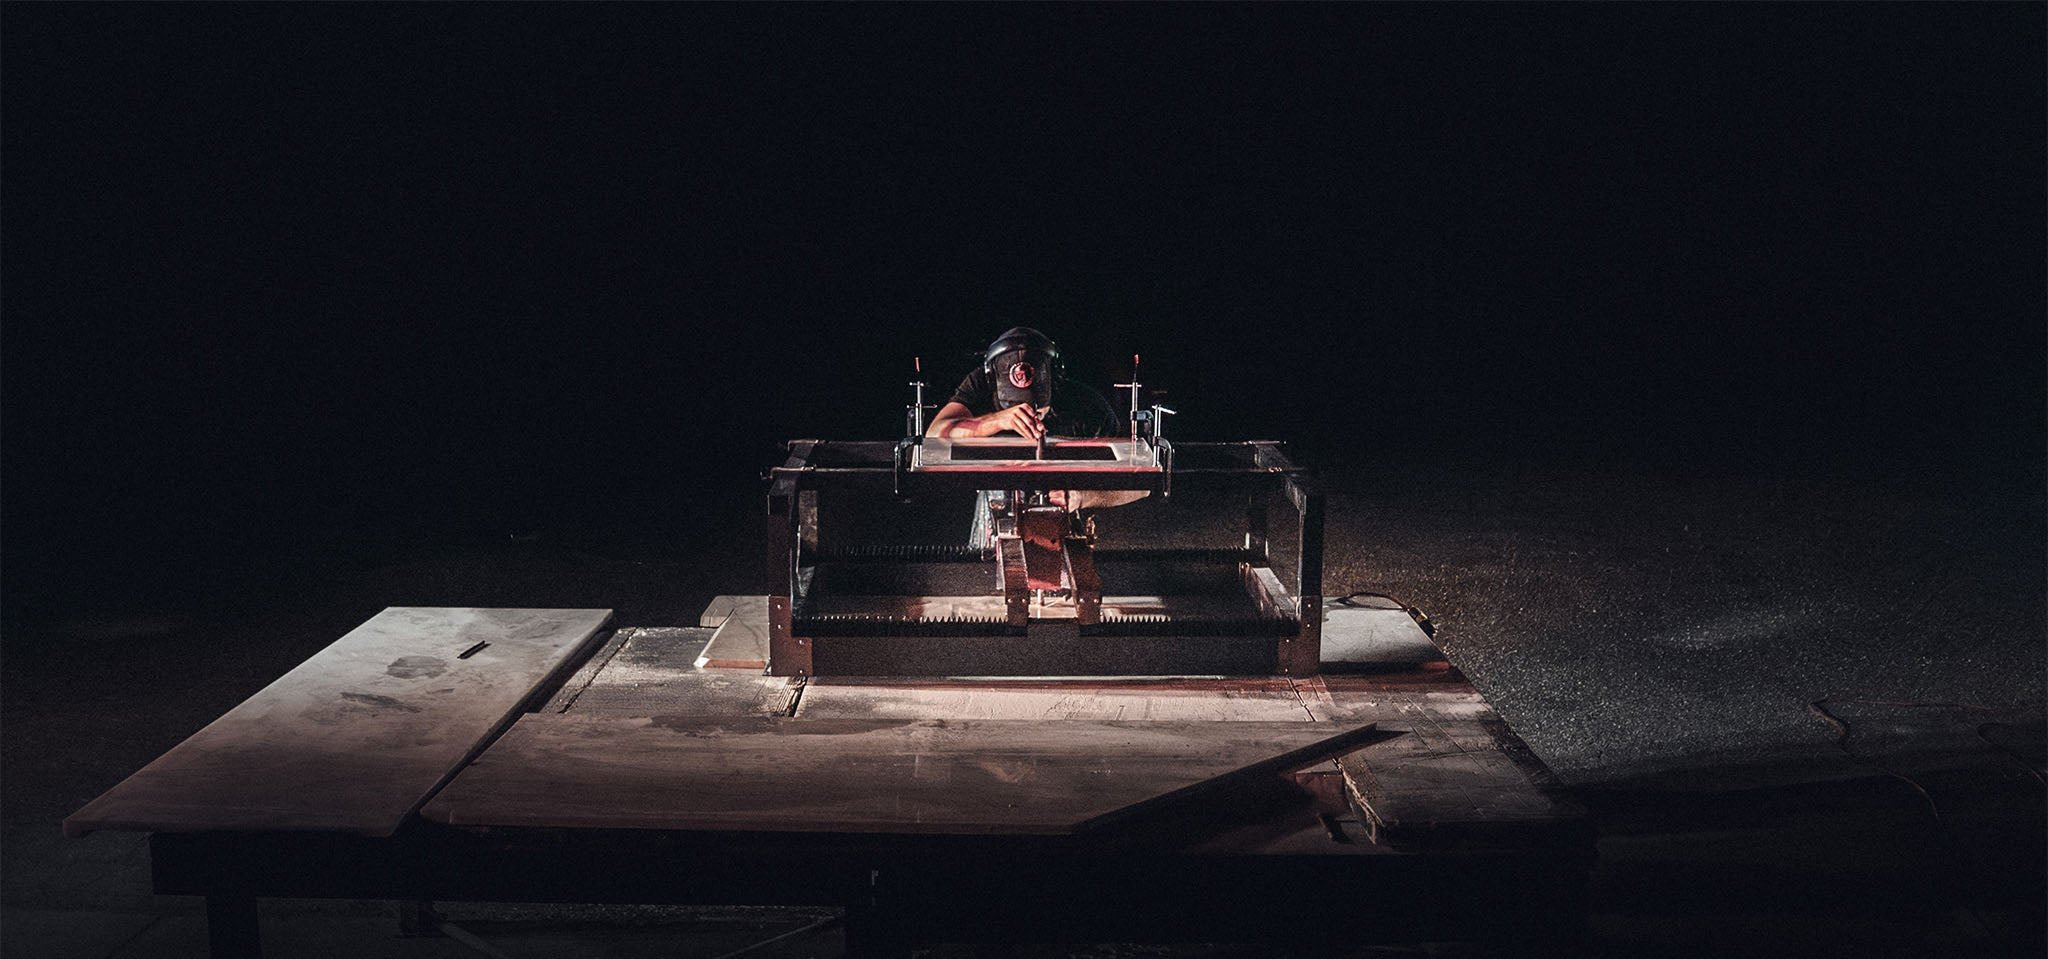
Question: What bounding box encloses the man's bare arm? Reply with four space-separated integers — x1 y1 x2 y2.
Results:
926 401 1046 440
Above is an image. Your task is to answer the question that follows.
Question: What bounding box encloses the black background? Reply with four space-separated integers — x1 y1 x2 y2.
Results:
4 4 2041 621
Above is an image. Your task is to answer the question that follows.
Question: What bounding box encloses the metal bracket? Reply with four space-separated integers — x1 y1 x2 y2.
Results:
1157 437 1174 501
892 438 915 498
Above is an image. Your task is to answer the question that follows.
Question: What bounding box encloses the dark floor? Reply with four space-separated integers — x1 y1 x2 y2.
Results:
3 452 2042 958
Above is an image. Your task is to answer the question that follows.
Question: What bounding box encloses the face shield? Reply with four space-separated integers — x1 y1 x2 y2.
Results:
983 327 1059 411
989 348 1054 410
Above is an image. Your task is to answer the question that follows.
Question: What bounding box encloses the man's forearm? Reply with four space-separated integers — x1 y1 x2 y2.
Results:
928 403 1044 440
927 416 975 438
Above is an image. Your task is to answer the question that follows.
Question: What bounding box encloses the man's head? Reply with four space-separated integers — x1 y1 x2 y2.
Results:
983 327 1057 410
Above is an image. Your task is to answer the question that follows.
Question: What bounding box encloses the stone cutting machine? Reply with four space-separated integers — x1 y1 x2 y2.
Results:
762 361 1323 678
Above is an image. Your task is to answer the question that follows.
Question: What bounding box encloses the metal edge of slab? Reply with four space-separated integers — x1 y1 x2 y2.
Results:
404 609 616 833
422 717 1385 837
1070 722 1391 836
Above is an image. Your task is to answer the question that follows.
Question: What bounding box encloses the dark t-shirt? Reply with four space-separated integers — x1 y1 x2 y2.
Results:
948 368 1121 438
947 366 1007 413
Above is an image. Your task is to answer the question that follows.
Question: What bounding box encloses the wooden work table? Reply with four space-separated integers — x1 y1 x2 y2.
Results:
68 604 1591 957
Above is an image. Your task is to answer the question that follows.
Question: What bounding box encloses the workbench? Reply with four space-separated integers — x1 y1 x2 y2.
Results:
66 603 1593 957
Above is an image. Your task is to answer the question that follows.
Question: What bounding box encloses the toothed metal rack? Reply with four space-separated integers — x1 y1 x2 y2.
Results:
765 440 1323 678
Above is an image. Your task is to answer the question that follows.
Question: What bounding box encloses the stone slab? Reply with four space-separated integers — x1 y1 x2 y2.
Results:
64 608 612 838
696 596 768 670
697 595 751 628
1321 601 1444 668
562 627 796 718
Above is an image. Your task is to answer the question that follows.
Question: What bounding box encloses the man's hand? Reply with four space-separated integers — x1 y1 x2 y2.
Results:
971 403 1045 441
927 401 1051 440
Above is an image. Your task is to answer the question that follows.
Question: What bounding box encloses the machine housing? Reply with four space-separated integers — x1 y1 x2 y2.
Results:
764 436 1323 677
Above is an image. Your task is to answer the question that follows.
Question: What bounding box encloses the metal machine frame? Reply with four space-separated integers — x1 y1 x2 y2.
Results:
764 439 1324 678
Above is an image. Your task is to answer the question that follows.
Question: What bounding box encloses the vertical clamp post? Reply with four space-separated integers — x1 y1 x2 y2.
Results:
897 356 930 499
1112 354 1142 443
905 356 931 441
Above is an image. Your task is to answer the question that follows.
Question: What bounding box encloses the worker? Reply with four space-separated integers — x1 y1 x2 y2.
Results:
927 327 1146 518
926 326 1112 442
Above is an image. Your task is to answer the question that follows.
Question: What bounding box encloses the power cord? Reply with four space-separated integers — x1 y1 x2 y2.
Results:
1810 698 2045 788
1806 698 1946 827
1806 696 2046 944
